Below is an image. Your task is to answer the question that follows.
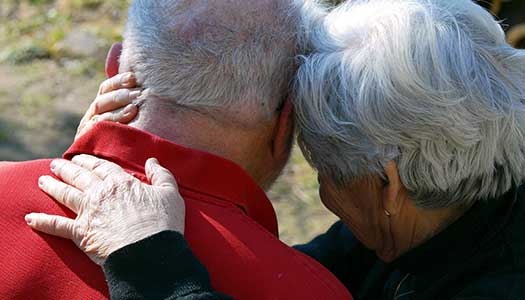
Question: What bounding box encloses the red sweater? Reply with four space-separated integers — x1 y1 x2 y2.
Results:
0 122 351 300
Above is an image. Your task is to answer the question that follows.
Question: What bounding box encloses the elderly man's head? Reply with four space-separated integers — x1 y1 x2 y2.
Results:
120 0 301 122
114 0 312 189
295 0 525 260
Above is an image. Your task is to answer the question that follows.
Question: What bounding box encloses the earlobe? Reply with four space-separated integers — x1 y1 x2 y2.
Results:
382 161 403 216
272 97 295 158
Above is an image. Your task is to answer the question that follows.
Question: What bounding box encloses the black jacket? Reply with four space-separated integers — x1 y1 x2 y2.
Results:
103 185 525 299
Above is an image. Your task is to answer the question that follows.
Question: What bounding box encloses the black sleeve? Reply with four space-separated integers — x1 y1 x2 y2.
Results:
294 221 378 294
103 231 231 300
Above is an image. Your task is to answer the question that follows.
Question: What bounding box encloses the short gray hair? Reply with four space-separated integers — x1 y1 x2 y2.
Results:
295 0 525 208
120 0 302 121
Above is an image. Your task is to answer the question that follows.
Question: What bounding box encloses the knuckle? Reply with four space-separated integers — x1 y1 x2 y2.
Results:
71 168 83 182
76 227 87 244
92 100 101 115
71 222 81 238
99 79 112 94
110 91 120 104
97 114 111 122
92 159 105 170
116 72 127 83
63 188 73 203
111 76 121 88
107 112 120 123
122 177 135 188
50 217 59 234
119 89 130 99
93 161 111 176
57 184 68 201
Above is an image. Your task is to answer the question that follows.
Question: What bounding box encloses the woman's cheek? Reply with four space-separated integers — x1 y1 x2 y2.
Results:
319 179 381 251
318 180 347 217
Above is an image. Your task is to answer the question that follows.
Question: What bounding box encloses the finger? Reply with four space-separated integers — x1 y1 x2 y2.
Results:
75 116 95 141
50 159 102 191
97 104 138 124
92 89 141 115
145 158 178 189
98 72 136 95
39 176 84 213
75 117 103 141
79 104 138 138
105 42 123 78
25 213 77 240
75 103 135 141
71 154 132 181
76 101 97 136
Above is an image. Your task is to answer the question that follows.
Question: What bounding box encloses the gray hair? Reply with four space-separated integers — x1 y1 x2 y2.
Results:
295 0 525 208
119 0 303 121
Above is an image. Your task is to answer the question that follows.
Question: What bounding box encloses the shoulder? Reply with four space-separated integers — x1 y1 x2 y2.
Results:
0 159 53 188
0 160 20 171
0 159 55 211
184 202 352 300
0 159 52 173
0 161 14 167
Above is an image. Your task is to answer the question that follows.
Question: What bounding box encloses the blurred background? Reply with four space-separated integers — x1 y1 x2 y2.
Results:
0 0 523 245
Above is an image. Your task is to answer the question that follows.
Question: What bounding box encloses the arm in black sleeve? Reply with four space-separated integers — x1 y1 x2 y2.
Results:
103 231 231 300
294 221 378 294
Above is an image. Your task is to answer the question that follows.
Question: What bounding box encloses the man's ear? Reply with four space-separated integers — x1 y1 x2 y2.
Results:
272 97 295 158
382 161 404 216
105 42 123 78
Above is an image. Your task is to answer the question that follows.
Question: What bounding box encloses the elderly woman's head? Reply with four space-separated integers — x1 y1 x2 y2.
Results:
295 0 525 261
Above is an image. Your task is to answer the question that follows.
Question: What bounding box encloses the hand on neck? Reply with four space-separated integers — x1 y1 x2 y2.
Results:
127 99 292 190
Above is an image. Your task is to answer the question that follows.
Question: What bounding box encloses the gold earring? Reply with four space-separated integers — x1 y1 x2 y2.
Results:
384 209 391 217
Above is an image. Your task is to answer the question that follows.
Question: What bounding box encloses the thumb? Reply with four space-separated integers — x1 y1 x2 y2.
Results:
145 158 178 189
105 42 123 78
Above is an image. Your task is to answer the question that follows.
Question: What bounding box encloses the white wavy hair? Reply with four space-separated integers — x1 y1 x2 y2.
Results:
295 0 525 208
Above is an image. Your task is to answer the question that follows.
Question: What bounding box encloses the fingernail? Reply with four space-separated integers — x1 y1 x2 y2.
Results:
25 214 33 225
38 176 45 187
129 90 141 100
50 160 59 172
123 104 137 117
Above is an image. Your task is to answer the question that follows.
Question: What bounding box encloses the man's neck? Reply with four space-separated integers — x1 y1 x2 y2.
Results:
127 103 274 187
130 106 231 159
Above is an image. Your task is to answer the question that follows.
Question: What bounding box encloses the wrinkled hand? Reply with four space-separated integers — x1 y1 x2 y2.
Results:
26 155 185 266
75 72 141 140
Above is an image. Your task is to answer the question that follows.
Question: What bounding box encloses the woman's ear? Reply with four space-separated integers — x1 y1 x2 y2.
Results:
382 161 404 216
